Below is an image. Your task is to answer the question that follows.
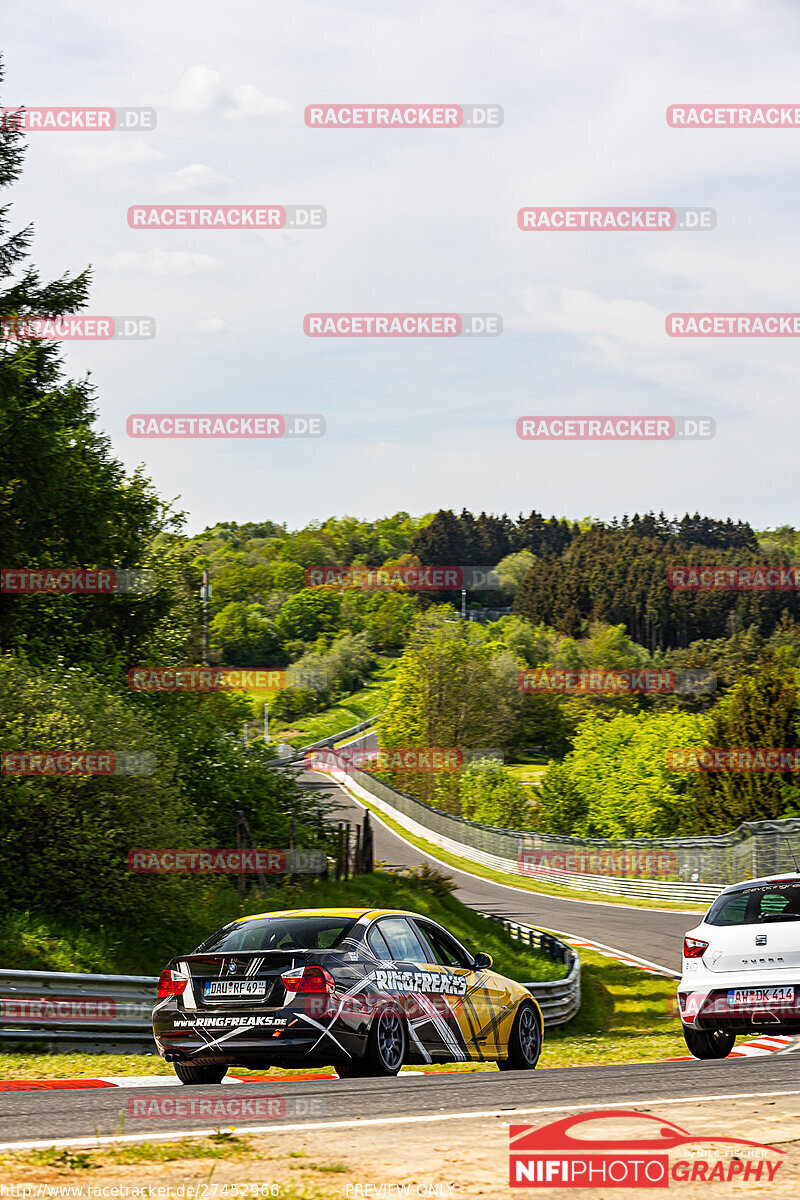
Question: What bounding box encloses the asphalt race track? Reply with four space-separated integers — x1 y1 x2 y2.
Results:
0 766 715 1148
305 767 697 972
1 1057 799 1148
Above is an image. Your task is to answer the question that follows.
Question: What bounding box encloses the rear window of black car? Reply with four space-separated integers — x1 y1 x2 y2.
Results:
195 916 357 953
706 882 800 926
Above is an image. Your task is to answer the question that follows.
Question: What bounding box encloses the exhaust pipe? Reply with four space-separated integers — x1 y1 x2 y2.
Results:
752 1010 781 1024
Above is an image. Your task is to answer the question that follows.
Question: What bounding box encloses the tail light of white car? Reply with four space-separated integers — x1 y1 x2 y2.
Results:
683 936 709 959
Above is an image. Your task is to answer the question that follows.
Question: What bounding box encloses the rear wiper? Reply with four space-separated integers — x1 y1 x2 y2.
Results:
756 913 800 922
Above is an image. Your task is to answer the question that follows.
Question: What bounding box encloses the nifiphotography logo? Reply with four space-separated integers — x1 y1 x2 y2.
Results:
509 1110 784 1188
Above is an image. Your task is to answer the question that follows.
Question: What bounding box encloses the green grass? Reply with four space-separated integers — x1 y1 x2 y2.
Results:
540 946 686 1067
346 788 706 915
257 659 397 747
505 763 546 786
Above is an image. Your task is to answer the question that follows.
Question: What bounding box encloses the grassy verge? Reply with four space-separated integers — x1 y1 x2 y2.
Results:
248 659 397 747
339 784 706 915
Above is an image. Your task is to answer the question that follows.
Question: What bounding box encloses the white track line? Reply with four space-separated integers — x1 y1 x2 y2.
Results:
4 1089 800 1153
315 768 701 916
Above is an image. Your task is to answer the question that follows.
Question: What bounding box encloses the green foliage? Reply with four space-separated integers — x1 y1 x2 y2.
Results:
689 662 800 833
494 550 536 594
458 759 533 829
210 601 280 665
275 588 342 641
380 608 522 808
536 709 708 837
513 520 792 647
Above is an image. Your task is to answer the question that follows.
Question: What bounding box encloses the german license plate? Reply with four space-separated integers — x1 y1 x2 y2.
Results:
727 986 795 1007
203 980 266 999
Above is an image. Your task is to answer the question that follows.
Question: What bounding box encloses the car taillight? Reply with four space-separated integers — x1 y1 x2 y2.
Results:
157 968 188 998
281 966 335 995
683 936 709 959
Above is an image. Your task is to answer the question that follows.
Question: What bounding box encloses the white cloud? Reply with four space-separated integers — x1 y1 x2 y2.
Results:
226 83 290 119
169 64 224 113
157 163 233 194
100 250 219 276
169 64 289 119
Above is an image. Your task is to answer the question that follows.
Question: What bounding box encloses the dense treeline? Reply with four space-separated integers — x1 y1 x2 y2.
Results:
514 526 798 646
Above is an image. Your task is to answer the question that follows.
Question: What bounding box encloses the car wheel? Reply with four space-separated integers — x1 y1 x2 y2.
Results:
682 1024 736 1059
338 1011 407 1077
173 1061 228 1085
498 1002 542 1071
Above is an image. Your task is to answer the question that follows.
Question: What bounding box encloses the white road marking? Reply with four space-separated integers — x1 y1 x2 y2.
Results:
315 769 700 916
3 1089 800 1152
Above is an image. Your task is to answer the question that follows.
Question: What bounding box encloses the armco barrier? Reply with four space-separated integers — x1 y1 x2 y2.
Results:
483 916 581 1027
311 758 800 904
0 968 157 1053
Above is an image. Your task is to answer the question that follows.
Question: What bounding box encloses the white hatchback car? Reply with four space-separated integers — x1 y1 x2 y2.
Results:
677 873 800 1058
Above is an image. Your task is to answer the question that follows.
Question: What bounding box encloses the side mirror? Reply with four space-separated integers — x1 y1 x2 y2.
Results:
473 952 493 970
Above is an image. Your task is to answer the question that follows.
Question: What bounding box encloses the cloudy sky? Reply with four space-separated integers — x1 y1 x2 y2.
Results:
4 0 800 534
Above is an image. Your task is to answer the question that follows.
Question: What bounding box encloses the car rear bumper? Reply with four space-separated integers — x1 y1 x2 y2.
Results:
153 1001 367 1066
677 974 800 1031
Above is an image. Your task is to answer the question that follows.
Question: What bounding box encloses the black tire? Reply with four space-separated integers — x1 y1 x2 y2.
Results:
337 1011 407 1078
682 1024 735 1059
173 1061 228 1085
498 1002 542 1071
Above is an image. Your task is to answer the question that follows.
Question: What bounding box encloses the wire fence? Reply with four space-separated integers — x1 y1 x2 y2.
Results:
315 760 800 903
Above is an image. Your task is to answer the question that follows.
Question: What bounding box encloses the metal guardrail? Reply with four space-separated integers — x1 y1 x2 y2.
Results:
276 717 379 765
0 968 158 1053
313 758 800 903
483 915 581 1027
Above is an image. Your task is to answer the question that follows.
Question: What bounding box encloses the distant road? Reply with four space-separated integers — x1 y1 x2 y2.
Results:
299 768 696 973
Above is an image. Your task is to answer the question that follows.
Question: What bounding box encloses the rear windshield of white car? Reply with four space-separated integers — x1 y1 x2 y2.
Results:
706 882 800 926
195 916 357 953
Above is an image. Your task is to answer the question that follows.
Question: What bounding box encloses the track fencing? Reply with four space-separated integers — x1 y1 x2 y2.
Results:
311 759 800 904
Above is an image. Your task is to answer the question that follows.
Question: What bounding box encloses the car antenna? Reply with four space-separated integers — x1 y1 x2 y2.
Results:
784 837 800 873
